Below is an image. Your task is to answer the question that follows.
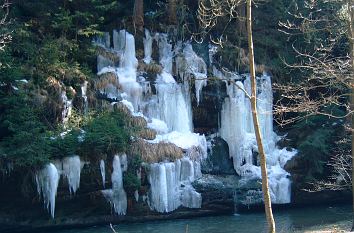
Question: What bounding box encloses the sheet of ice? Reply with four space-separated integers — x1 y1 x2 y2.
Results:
149 131 207 157
97 55 115 72
147 118 169 134
155 72 192 133
35 163 60 218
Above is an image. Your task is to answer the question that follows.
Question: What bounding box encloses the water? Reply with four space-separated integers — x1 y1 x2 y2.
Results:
57 204 352 233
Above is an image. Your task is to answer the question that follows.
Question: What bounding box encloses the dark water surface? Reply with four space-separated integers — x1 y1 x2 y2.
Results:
58 204 352 233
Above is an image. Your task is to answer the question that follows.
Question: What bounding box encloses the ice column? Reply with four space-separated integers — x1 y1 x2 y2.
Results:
155 72 192 133
61 91 73 124
114 30 142 112
101 155 127 215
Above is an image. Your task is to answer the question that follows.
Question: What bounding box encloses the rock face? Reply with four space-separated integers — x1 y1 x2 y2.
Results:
202 137 235 175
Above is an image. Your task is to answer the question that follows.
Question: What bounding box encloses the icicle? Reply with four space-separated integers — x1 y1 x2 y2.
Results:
62 156 82 194
134 190 139 202
61 91 72 124
101 155 127 215
35 163 60 218
100 160 106 188
81 81 88 114
143 29 153 64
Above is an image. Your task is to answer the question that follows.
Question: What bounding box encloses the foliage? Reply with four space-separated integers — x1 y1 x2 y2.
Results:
123 154 142 195
0 0 135 169
80 110 130 158
287 112 344 180
0 90 52 168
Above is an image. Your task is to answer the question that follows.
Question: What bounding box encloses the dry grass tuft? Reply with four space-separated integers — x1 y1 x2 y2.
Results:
112 102 131 115
96 46 120 64
95 72 120 91
129 116 147 128
138 61 163 74
130 139 183 163
138 128 157 140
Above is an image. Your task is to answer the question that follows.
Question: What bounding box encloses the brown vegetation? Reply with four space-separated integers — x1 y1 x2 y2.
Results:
130 139 183 163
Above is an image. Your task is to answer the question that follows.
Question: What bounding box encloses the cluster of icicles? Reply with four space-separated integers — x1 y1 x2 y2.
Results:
35 156 83 218
35 28 297 218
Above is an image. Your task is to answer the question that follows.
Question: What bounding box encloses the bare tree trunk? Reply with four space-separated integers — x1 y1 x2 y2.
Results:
246 0 276 232
168 0 177 25
348 0 354 231
133 0 144 32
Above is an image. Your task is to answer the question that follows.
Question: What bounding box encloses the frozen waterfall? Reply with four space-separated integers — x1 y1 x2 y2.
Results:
148 157 202 213
219 73 297 204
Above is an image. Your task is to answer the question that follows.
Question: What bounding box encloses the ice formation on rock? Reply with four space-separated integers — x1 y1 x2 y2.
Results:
143 29 153 64
147 118 169 134
93 32 110 48
35 163 60 218
156 33 173 73
95 27 295 212
155 71 192 133
113 30 143 112
219 73 297 203
100 159 106 188
94 29 209 214
81 81 88 114
61 91 73 124
148 157 202 213
62 155 82 194
101 155 127 215
180 43 208 105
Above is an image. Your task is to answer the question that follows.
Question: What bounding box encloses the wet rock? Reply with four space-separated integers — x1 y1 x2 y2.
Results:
201 137 236 175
